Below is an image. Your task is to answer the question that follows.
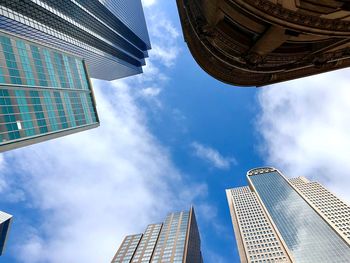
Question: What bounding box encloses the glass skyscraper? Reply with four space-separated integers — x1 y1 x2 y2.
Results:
0 211 13 256
0 31 98 152
0 0 151 80
226 167 350 263
0 1 151 151
111 207 203 263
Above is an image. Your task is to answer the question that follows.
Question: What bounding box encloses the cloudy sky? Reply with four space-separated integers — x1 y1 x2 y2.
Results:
2 1 350 263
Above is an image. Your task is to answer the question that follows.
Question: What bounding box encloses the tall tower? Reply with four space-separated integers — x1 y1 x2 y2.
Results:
0 211 13 256
226 167 350 263
176 0 350 87
0 0 151 80
111 207 203 263
0 1 151 151
0 32 99 152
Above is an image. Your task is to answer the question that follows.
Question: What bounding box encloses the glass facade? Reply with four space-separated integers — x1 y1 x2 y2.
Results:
0 211 12 256
0 32 98 152
151 211 189 263
112 234 143 263
131 224 162 263
0 0 151 81
250 171 350 263
111 208 203 263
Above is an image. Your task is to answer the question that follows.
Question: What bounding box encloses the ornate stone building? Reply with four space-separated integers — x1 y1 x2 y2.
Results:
176 0 350 87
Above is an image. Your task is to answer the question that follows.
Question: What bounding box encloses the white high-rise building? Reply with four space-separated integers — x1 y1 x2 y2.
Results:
226 167 350 263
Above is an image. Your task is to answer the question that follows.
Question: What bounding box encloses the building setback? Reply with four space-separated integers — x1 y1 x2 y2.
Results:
0 31 99 152
226 167 350 263
111 207 203 263
176 0 350 87
0 211 13 256
0 0 151 80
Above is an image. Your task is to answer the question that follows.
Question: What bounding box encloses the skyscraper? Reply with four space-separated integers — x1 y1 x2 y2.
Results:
0 1 151 151
111 207 203 263
0 31 99 152
0 0 151 80
226 167 350 263
0 211 13 256
176 0 350 87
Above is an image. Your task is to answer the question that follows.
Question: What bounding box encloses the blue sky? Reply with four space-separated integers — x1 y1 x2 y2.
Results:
2 1 350 263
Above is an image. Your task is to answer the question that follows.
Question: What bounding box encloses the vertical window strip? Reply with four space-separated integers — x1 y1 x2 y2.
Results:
0 66 5 83
0 36 22 85
54 52 68 89
80 92 92 125
16 40 36 86
68 56 82 89
43 49 59 88
30 45 48 87
63 92 76 127
63 55 74 89
43 90 59 131
14 90 36 137
0 89 20 140
76 59 89 90
30 90 48 134
54 91 68 129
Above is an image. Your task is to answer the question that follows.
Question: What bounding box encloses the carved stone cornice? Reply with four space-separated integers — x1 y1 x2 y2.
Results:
176 0 350 87
229 0 350 36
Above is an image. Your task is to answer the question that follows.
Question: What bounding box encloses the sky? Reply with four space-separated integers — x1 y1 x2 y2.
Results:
1 1 350 263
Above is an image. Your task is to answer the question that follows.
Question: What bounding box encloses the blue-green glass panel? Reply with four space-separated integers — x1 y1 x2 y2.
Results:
43 91 59 131
0 66 5 83
14 90 36 137
250 172 350 263
79 93 92 124
16 40 35 86
30 45 48 87
63 92 76 127
30 90 48 134
76 59 89 90
63 55 74 89
68 56 81 89
0 36 22 85
70 91 85 126
42 49 59 88
54 92 68 129
0 89 20 140
54 52 68 89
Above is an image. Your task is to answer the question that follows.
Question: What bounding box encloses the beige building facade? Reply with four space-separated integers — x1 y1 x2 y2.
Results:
111 207 203 263
227 167 350 263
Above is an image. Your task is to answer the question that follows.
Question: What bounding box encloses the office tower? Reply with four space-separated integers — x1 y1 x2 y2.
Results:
226 167 350 263
0 31 99 152
0 211 13 256
111 207 203 263
0 0 151 80
176 0 350 87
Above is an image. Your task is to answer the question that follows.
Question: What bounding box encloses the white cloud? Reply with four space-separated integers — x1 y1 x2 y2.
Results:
191 142 237 170
1 80 204 263
142 0 156 8
257 68 350 202
147 12 181 67
0 5 199 263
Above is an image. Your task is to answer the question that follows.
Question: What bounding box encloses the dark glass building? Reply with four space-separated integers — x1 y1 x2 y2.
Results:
0 0 151 80
226 167 350 263
111 207 203 263
0 211 13 256
0 31 99 152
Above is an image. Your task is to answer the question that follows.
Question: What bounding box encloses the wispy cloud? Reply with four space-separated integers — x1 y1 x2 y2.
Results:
0 2 204 263
257 68 350 202
1 80 205 263
142 0 157 8
191 142 237 170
